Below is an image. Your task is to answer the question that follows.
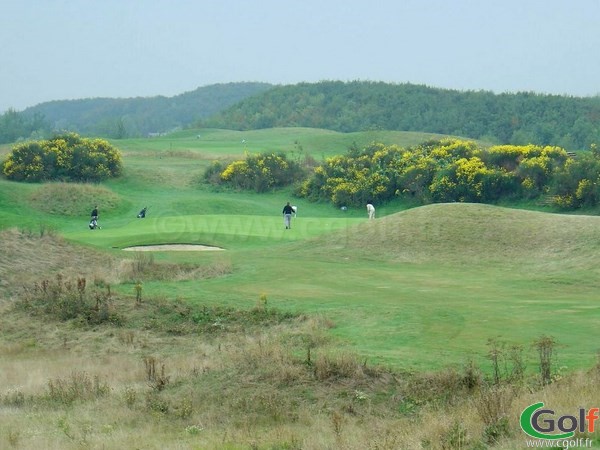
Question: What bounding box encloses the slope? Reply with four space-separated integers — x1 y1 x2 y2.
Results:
294 203 600 270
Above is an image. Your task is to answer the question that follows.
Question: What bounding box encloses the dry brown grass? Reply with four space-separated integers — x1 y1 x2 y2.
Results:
1 285 409 448
0 228 123 299
2 305 600 449
122 251 232 282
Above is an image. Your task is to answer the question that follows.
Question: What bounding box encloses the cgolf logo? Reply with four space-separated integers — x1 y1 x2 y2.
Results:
520 402 598 440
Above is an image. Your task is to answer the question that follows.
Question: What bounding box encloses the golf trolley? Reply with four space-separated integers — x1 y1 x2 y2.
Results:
89 218 100 229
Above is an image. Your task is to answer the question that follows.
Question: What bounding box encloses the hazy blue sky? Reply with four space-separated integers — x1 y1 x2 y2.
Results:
1 0 599 113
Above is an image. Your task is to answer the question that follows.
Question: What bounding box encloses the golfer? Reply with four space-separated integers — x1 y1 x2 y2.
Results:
282 202 295 229
366 201 375 219
89 205 100 229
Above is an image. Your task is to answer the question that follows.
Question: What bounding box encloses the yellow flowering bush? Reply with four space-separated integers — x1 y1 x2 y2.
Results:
553 194 576 209
331 181 360 206
217 152 303 192
521 177 535 191
550 152 600 209
575 179 598 206
486 145 528 170
430 139 480 161
220 160 248 182
429 175 458 202
2 133 122 182
298 138 579 208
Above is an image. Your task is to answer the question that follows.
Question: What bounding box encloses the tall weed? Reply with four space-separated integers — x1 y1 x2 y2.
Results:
16 274 122 325
45 371 110 405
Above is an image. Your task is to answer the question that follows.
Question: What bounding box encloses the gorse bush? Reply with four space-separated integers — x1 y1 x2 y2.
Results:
203 138 600 209
297 139 600 209
215 151 305 192
551 149 600 208
2 132 122 182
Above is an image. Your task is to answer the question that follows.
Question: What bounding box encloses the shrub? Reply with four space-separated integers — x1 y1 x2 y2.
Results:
2 133 122 182
217 152 304 192
551 153 600 209
202 159 229 185
299 139 577 208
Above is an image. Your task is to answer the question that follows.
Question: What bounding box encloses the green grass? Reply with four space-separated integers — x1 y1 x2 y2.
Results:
122 206 600 372
2 127 599 373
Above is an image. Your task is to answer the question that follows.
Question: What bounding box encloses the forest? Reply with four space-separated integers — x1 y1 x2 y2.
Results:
1 81 599 150
0 82 272 143
201 81 600 151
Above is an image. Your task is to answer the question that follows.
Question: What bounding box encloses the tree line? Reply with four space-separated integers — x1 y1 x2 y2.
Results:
201 81 600 151
2 81 599 150
0 83 272 143
0 108 49 144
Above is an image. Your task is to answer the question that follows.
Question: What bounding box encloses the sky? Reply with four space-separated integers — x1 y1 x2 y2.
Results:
1 0 599 113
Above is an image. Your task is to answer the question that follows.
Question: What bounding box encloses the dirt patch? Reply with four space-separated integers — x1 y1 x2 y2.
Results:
122 244 224 251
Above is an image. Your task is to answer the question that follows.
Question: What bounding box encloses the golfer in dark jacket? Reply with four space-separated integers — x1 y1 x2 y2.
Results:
89 205 100 229
282 202 294 229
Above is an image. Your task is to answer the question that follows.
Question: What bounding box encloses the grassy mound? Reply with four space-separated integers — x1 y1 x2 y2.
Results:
298 203 600 268
28 182 123 216
0 228 122 297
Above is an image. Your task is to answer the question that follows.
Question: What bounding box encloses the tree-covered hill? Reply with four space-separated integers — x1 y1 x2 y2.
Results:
20 82 273 139
5 81 600 150
200 81 600 150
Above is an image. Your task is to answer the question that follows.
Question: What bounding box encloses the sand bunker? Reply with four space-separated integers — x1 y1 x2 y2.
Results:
122 244 224 251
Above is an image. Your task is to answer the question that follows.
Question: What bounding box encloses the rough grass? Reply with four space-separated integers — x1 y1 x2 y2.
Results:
0 228 232 300
28 182 124 216
2 294 600 449
0 228 122 297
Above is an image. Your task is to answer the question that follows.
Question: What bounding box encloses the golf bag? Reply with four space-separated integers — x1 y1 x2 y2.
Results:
137 207 147 218
89 218 99 229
